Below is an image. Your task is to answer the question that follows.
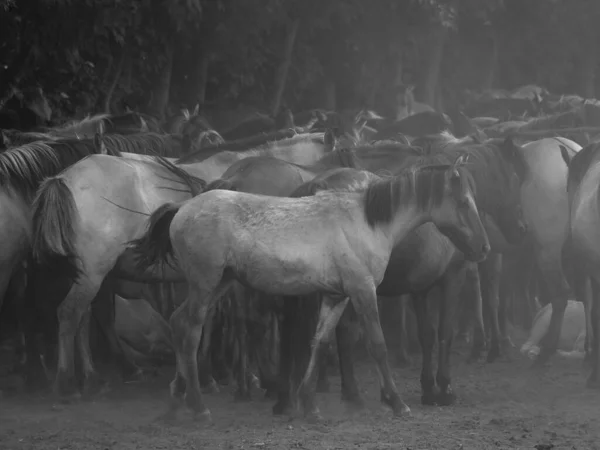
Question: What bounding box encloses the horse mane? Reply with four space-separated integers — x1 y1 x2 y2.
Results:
363 163 453 228
0 137 116 199
421 132 517 213
149 153 206 196
308 148 361 170
517 109 583 132
1 129 58 147
100 133 181 156
51 114 109 136
291 169 378 199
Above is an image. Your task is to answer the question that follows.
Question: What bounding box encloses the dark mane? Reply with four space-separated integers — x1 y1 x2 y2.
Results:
566 142 600 191
308 148 362 170
290 168 378 198
415 133 520 215
100 133 182 157
0 137 117 200
363 164 452 228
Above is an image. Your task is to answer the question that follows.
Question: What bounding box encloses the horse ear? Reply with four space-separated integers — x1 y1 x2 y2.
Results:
560 145 573 168
182 109 190 121
94 132 107 155
324 129 336 151
192 104 200 116
1 130 9 148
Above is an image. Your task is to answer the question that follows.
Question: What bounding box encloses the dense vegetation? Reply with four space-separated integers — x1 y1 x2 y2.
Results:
1 0 599 124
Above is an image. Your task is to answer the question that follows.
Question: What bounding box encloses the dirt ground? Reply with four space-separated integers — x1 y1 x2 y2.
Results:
1 336 599 450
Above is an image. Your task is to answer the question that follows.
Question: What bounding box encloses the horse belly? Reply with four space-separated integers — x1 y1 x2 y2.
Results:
114 295 174 362
521 300 585 357
236 245 335 297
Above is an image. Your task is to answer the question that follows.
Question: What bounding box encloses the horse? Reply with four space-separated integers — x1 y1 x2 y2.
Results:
560 141 600 387
271 134 529 414
130 158 490 422
0 138 124 385
373 111 454 141
516 137 582 366
47 112 161 140
28 132 333 398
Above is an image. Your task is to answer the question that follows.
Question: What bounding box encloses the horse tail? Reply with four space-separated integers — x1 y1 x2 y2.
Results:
129 202 182 273
31 177 81 282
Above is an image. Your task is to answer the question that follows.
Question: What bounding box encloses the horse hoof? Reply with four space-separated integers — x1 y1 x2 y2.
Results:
436 390 457 406
316 380 330 393
193 408 213 423
56 391 82 405
394 356 412 369
201 380 220 394
272 401 292 416
234 390 251 403
421 392 437 406
264 388 278 400
82 374 109 398
486 349 500 363
391 400 411 417
305 410 324 424
341 391 365 410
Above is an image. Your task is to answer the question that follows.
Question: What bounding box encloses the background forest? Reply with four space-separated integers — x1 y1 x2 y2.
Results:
1 0 599 125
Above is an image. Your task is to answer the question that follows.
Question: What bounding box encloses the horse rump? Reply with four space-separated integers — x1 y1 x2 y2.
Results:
31 177 81 282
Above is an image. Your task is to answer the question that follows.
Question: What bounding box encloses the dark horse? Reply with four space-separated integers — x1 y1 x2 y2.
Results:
271 133 528 415
560 142 600 386
0 138 122 387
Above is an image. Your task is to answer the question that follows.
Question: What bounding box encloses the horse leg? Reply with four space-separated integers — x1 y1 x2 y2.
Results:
75 305 108 397
479 254 505 363
463 262 486 363
272 297 295 415
297 295 349 421
168 281 231 421
412 292 437 405
94 279 145 382
587 278 600 388
198 304 219 393
336 302 364 408
12 264 49 391
54 276 103 399
350 287 410 417
396 295 413 367
435 264 466 406
234 288 251 402
534 258 570 367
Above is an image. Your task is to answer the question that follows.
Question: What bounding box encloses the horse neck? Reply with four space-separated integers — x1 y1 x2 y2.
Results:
381 204 430 249
265 140 325 165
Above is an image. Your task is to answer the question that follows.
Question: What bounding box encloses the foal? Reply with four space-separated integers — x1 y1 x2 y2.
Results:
132 162 490 421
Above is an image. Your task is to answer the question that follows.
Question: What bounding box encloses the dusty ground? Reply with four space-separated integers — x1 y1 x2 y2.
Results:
1 338 599 450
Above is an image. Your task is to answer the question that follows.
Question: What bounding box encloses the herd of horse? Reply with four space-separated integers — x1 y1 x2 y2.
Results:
1 85 600 423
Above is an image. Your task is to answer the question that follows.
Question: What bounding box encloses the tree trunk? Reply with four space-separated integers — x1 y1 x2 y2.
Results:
150 41 174 121
481 30 499 90
323 78 336 110
102 46 127 114
270 18 300 117
195 51 211 106
578 31 597 98
421 24 449 108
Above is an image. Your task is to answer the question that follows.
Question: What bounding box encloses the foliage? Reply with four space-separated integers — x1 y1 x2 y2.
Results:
0 0 599 120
